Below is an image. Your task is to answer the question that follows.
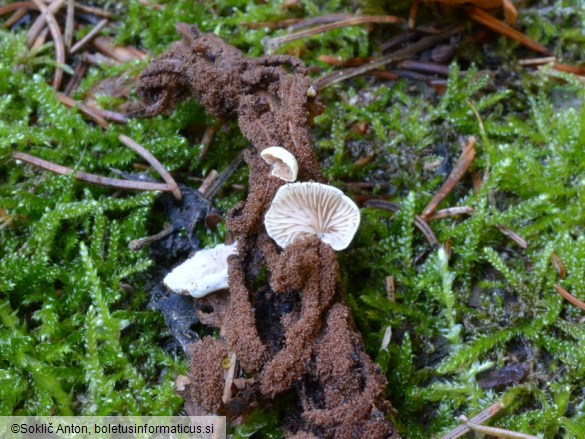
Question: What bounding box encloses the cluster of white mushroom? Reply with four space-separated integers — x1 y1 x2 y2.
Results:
261 146 360 251
163 146 360 298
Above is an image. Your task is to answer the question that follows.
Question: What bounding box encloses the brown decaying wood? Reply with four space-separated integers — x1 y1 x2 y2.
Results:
137 26 398 437
12 152 175 193
118 134 182 201
466 7 550 55
555 285 585 312
421 136 476 220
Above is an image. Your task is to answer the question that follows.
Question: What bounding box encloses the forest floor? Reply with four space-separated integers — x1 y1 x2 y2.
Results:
1 0 585 438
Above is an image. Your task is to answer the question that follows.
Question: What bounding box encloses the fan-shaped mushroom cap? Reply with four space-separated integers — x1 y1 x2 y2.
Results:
265 182 360 251
163 242 237 298
260 146 298 182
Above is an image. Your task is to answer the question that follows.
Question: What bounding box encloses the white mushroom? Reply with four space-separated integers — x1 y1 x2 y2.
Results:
264 182 360 251
163 242 237 298
260 146 298 182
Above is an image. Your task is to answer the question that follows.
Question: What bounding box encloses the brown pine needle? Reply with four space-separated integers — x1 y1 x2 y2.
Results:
25 0 66 47
31 0 66 89
264 15 403 51
314 24 465 90
422 137 476 220
56 93 110 129
64 0 75 51
555 285 585 312
3 7 27 28
198 170 219 197
70 19 108 54
426 206 475 221
73 2 112 18
12 152 175 193
93 35 147 62
440 402 503 439
496 225 528 249
128 222 174 250
467 7 550 55
118 134 182 201
0 2 68 89
199 125 218 158
364 200 439 248
460 415 540 439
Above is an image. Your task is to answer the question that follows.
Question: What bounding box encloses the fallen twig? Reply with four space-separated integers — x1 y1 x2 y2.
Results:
118 134 182 201
421 137 476 220
554 284 585 312
12 152 175 193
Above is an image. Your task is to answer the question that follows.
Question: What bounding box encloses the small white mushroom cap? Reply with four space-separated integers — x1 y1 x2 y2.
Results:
265 182 360 251
163 242 237 298
260 146 298 182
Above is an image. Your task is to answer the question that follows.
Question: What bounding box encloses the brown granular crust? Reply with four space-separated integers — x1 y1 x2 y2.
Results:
223 250 269 373
139 24 399 439
188 337 228 413
260 236 337 398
